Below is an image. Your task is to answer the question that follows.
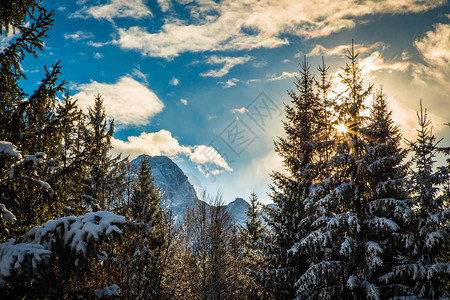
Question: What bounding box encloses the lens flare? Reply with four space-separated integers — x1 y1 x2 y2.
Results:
333 123 348 134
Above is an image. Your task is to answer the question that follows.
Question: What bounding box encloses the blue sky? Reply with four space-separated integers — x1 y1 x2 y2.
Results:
8 0 450 204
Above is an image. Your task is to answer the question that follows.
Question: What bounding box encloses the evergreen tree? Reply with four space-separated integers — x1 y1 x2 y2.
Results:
294 43 410 299
240 192 269 299
81 95 128 212
267 57 324 298
387 102 450 298
107 155 170 299
0 2 92 240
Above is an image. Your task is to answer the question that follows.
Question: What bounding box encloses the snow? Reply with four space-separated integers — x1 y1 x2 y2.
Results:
23 211 126 255
37 179 51 190
340 238 357 257
0 239 51 284
24 153 46 164
425 230 443 249
363 281 380 300
347 274 359 289
368 217 399 233
365 241 383 257
0 212 126 285
0 141 21 158
0 203 16 223
97 251 108 261
94 284 120 298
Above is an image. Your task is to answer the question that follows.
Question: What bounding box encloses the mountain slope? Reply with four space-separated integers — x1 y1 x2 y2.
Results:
129 155 252 225
129 155 198 223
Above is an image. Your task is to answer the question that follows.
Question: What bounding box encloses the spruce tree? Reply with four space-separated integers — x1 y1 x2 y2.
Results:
295 43 409 299
240 192 269 299
81 95 128 212
387 102 450 298
108 155 169 299
0 3 91 239
268 57 325 298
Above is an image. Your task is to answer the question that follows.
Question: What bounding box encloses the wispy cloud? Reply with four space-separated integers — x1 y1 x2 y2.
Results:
111 0 443 58
64 30 94 41
169 77 179 86
231 107 248 114
200 55 252 77
180 98 188 105
93 52 103 59
71 0 152 21
268 71 299 81
307 42 384 57
156 0 171 12
218 78 240 88
111 130 190 158
0 25 20 50
413 21 450 89
359 51 411 75
72 76 164 126
130 66 149 84
190 145 233 177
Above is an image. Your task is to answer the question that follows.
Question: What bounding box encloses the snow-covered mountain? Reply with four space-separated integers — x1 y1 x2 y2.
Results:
129 155 198 224
128 155 250 225
226 198 249 226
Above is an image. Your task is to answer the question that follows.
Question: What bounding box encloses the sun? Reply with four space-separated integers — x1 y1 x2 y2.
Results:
333 123 348 134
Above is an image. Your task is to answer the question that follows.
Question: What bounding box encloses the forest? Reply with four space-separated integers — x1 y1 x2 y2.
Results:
0 1 449 299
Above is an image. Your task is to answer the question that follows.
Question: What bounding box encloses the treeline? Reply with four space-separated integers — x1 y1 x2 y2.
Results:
0 1 449 299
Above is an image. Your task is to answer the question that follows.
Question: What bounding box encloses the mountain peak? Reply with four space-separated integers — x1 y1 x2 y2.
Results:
128 155 250 226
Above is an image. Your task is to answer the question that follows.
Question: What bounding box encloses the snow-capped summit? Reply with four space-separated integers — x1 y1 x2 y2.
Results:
129 155 199 224
226 198 249 226
128 155 251 225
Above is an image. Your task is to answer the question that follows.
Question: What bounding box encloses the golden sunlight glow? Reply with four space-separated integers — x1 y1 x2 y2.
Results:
333 123 348 134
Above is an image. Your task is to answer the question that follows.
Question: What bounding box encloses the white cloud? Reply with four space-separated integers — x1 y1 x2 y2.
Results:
359 51 411 76
413 21 450 89
253 59 268 68
180 98 188 105
169 77 179 86
87 40 112 47
112 0 443 58
111 130 233 176
200 55 252 77
190 145 233 176
218 78 240 88
0 26 20 50
93 52 104 59
64 30 94 41
72 0 152 21
130 66 149 84
72 76 164 126
157 0 171 12
307 42 384 57
111 130 191 158
268 71 299 81
282 59 291 63
231 107 248 114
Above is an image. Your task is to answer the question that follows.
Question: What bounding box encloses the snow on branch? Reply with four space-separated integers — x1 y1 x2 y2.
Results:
0 239 51 284
367 217 399 233
0 211 126 285
295 261 346 295
0 203 16 223
23 211 126 255
0 141 22 158
94 284 120 298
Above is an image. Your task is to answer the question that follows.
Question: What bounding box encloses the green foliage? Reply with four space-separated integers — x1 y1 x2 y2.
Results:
239 193 270 299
